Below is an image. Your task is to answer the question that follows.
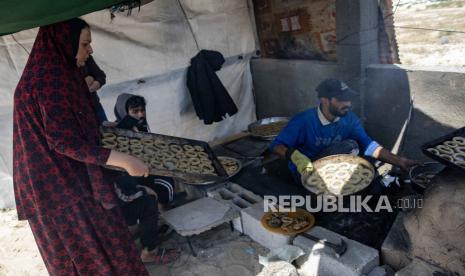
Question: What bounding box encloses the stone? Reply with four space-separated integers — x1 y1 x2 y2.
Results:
403 169 465 275
257 261 298 276
380 212 411 270
293 226 379 276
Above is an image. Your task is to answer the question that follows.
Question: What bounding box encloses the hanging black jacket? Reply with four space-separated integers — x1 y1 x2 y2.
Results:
186 50 238 124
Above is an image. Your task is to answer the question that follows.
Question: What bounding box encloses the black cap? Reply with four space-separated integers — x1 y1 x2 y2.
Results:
316 78 358 101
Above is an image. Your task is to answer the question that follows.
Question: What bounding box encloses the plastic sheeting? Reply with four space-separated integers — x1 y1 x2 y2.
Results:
0 0 258 208
0 0 121 35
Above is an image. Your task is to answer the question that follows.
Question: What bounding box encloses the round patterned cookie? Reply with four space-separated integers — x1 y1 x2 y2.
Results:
436 145 454 155
102 133 116 140
452 136 465 146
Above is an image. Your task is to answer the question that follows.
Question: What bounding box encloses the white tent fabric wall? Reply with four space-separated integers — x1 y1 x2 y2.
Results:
0 0 258 208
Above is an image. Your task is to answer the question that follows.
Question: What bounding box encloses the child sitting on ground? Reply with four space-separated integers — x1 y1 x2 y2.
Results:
113 93 180 264
114 94 178 210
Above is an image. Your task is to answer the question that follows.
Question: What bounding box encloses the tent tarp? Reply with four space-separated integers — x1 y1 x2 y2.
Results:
0 0 258 208
0 0 122 35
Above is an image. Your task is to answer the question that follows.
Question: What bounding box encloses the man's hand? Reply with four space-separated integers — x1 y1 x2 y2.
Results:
288 149 314 175
376 148 421 173
397 157 421 172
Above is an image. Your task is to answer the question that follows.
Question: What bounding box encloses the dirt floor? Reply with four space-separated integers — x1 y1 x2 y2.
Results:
0 208 269 276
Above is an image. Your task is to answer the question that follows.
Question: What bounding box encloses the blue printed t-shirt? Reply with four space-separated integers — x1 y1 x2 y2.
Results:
270 106 380 177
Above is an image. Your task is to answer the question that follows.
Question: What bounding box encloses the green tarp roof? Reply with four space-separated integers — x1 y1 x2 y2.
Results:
0 0 122 36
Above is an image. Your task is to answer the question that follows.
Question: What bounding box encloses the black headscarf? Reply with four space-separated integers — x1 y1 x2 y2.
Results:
68 18 90 63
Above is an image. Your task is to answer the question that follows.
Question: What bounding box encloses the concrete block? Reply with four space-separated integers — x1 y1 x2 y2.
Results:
207 182 263 209
395 258 447 276
294 226 379 276
381 213 411 271
160 197 237 236
207 183 263 233
368 265 395 276
240 202 292 250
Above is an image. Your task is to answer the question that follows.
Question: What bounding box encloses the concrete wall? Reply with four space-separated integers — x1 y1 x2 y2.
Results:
365 64 465 161
251 58 338 118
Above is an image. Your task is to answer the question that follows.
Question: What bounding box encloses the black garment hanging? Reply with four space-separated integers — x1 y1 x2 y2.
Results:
186 50 238 124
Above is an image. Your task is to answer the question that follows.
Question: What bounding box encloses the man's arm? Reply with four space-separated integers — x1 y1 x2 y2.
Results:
348 115 420 172
374 147 420 172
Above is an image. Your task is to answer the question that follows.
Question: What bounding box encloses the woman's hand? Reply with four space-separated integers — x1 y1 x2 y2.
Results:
125 156 150 177
106 151 150 177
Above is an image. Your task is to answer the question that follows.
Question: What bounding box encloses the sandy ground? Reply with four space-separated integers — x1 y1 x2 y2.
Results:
0 208 268 276
0 209 47 276
395 0 465 66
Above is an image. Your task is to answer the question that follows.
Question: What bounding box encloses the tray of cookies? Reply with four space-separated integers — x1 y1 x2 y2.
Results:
261 209 315 235
179 156 242 185
100 126 228 182
301 154 375 196
247 117 289 140
422 126 465 171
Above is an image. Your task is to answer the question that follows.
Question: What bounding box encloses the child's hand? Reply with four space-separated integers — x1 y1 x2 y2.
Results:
138 185 158 198
85 76 95 86
88 81 101 92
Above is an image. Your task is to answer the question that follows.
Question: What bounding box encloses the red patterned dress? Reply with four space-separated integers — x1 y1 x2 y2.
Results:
13 20 148 275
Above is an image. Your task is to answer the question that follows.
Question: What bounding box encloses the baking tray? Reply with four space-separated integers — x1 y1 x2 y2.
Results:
421 126 465 171
182 156 243 185
248 117 289 140
100 126 228 182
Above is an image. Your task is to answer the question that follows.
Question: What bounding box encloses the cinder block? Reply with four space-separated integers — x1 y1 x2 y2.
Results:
207 183 262 210
368 265 395 276
381 213 411 270
207 183 263 233
240 202 292 250
294 226 379 276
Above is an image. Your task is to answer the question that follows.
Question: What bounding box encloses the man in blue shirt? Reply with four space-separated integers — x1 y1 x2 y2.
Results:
271 78 419 184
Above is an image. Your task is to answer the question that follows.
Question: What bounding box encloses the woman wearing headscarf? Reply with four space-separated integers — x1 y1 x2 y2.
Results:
13 18 150 275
